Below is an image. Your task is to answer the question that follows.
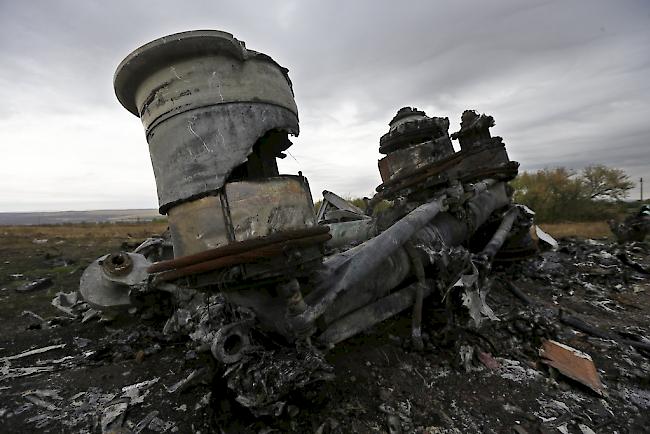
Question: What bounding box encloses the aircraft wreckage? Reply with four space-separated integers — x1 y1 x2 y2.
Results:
80 30 542 415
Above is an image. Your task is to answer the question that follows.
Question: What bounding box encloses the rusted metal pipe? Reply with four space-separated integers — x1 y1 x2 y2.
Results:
155 233 331 281
481 207 519 260
312 182 511 331
404 242 426 350
148 226 329 273
317 279 435 346
298 196 448 326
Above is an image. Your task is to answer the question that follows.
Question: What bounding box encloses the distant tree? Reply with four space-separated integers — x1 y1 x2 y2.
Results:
511 167 586 222
580 164 634 201
510 165 629 223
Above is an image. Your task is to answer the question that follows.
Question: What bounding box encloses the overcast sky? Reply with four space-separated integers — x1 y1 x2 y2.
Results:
1 0 648 212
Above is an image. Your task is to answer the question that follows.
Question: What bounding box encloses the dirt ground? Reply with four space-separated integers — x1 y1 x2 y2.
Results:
1 223 649 433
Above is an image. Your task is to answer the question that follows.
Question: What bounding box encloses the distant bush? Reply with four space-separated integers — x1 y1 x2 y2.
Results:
510 165 633 223
312 165 635 224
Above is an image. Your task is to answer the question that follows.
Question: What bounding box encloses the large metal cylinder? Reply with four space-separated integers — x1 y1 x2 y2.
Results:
114 30 299 211
114 30 316 257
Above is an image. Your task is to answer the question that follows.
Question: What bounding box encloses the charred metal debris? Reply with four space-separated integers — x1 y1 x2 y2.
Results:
79 30 542 416
609 205 650 244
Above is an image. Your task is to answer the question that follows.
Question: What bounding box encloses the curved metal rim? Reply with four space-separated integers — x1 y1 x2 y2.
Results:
211 322 252 364
113 30 289 116
379 118 446 154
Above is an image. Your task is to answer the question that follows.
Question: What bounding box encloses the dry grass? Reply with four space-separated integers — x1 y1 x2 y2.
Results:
0 222 168 240
0 220 613 243
537 221 611 240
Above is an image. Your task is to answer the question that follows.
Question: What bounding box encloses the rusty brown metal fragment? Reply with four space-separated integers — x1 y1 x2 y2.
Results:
539 339 605 396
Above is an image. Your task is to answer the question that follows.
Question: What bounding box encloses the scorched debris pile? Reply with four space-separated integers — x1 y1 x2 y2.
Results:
77 30 539 415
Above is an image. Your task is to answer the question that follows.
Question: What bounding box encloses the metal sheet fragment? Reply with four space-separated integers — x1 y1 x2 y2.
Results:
23 394 59 411
1 344 66 362
457 264 499 327
539 339 605 396
164 368 207 394
15 278 52 293
134 410 160 433
535 225 558 250
101 398 129 433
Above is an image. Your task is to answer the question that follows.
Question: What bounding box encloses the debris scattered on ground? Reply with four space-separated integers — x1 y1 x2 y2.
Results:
609 204 650 243
2 199 649 433
165 368 207 394
15 278 52 293
101 398 129 432
1 344 66 362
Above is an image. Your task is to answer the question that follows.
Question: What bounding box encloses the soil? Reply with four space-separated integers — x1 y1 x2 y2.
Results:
1 225 649 433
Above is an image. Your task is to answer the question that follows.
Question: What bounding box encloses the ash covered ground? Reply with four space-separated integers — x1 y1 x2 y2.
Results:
1 226 649 433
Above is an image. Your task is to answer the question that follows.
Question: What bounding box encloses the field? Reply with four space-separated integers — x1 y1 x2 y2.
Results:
0 221 168 240
0 209 163 225
0 219 613 243
538 221 611 239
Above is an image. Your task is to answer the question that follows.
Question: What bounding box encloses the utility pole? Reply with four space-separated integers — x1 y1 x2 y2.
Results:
641 177 644 202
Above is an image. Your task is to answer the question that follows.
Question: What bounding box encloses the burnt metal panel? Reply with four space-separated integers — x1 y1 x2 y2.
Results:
316 190 368 223
325 219 376 249
167 195 231 258
226 176 316 242
167 176 317 257
378 139 454 183
147 103 298 212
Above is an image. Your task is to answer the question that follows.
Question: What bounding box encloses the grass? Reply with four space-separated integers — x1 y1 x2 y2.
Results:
537 221 611 239
0 219 613 242
0 221 169 240
0 222 171 314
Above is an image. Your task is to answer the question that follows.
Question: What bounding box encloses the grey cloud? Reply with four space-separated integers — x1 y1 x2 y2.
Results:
1 0 649 210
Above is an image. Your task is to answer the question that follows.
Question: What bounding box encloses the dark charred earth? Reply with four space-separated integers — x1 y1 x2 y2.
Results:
1 227 649 434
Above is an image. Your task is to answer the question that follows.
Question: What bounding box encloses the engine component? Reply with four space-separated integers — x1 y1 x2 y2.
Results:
114 30 298 212
80 29 544 417
79 252 151 308
114 30 320 262
378 107 454 184
372 107 518 205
